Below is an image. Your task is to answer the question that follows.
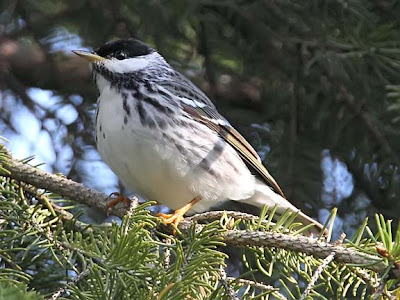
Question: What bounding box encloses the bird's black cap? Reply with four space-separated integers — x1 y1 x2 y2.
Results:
95 39 155 60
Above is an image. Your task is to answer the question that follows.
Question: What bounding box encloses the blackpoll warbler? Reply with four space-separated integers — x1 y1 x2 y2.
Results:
74 39 325 234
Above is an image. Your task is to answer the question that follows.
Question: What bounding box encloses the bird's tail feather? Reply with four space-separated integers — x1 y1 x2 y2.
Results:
242 181 327 236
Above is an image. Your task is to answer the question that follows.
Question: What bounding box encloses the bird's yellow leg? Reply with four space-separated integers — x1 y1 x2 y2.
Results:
157 196 201 227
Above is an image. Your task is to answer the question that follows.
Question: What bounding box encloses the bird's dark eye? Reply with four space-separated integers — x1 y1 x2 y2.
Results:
114 50 127 60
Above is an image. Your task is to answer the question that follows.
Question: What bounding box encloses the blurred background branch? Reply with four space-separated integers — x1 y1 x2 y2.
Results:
1 0 400 236
1 1 400 297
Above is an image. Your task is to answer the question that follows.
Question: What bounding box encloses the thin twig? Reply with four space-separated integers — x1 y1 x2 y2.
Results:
163 238 171 270
300 233 346 299
226 277 287 300
372 265 397 300
219 265 239 300
349 267 379 290
300 251 336 299
48 268 91 300
372 276 390 300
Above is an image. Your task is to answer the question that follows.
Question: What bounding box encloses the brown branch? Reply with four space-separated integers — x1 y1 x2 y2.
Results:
0 38 262 105
199 17 217 96
0 38 94 96
0 144 127 218
0 143 399 279
219 230 399 277
21 182 92 231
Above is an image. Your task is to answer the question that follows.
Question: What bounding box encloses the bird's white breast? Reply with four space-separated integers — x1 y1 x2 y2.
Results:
96 85 192 208
95 82 257 213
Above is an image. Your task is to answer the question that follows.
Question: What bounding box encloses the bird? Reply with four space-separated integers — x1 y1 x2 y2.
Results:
73 38 325 234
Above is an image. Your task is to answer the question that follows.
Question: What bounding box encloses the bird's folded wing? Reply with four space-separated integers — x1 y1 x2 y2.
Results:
182 104 285 198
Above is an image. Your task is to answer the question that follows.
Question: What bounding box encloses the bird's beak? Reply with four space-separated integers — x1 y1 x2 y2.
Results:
72 50 106 62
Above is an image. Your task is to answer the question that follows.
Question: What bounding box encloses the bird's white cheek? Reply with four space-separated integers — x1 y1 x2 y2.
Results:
104 57 149 73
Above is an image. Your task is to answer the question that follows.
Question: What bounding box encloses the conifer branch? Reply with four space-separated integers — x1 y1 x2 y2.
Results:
220 230 396 276
300 233 345 299
49 269 90 300
0 144 129 217
1 144 399 280
225 277 287 300
219 265 239 300
21 182 91 231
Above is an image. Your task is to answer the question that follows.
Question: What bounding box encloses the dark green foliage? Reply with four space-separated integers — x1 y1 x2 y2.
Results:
2 0 400 298
0 158 399 298
3 0 400 226
0 283 44 300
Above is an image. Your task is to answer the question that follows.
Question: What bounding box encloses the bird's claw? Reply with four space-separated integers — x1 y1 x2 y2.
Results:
107 192 131 210
157 212 185 227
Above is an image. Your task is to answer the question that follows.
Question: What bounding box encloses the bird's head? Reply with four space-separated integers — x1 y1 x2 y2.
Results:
73 39 157 73
73 39 162 90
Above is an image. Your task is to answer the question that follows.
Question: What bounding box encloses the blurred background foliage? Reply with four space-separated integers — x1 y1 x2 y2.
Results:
0 0 400 236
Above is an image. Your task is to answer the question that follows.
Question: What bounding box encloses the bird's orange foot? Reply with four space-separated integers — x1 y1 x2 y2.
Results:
157 196 201 227
157 211 185 227
107 192 131 210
